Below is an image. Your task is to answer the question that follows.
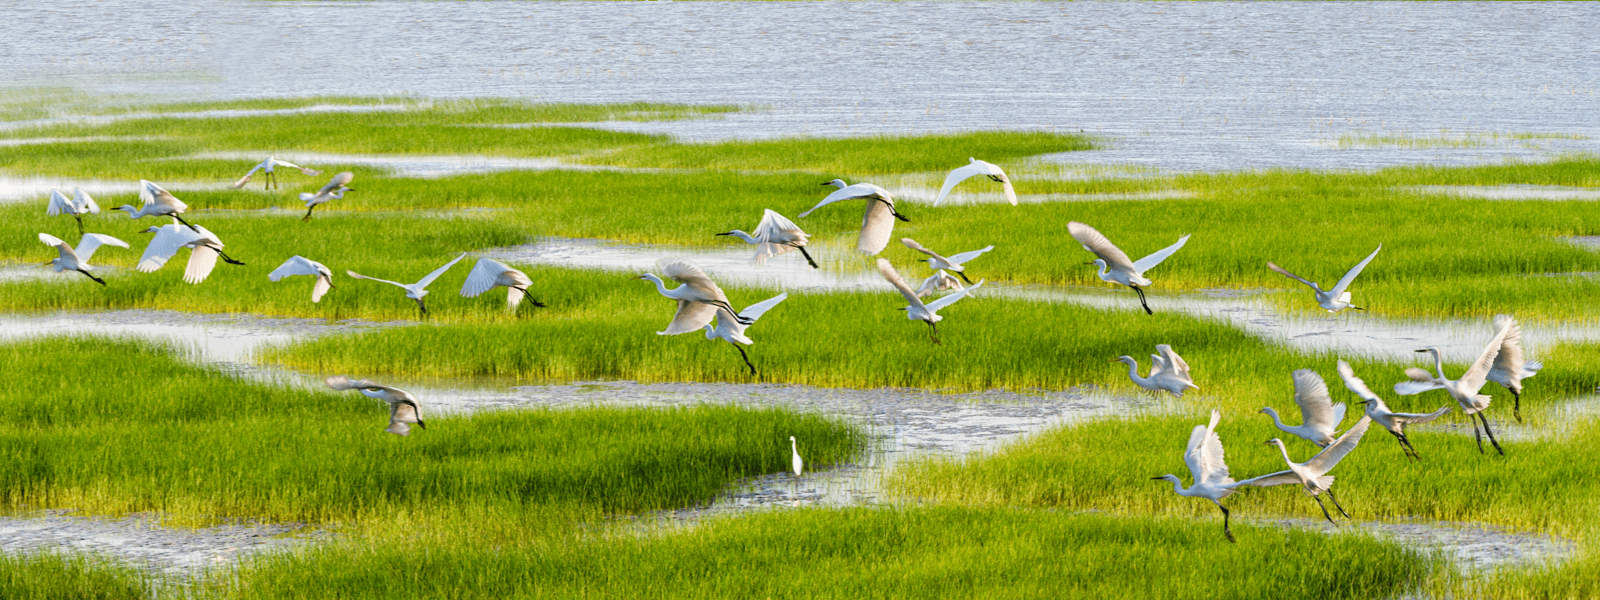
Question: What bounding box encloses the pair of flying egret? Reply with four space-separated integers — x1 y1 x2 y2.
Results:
271 253 543 314
232 157 355 221
635 258 786 375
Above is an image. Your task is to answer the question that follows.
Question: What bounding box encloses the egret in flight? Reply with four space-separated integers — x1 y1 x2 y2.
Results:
1485 314 1541 422
137 224 244 284
1337 360 1450 461
117 180 201 232
1112 344 1198 397
268 256 335 303
232 156 322 190
716 209 817 268
460 258 545 312
46 188 100 234
1256 416 1372 524
702 292 788 375
933 157 1017 206
38 232 128 286
900 238 993 285
1259 369 1348 448
325 376 426 436
1068 221 1190 315
877 258 982 344
800 179 909 255
636 258 752 327
1267 245 1381 313
1396 319 1517 455
347 253 467 317
299 171 354 221
1152 409 1245 542
916 270 964 298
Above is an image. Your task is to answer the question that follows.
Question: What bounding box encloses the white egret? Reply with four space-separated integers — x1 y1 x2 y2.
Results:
933 157 1017 206
1152 409 1246 542
716 209 817 268
298 171 354 221
232 156 322 190
460 258 544 312
117 180 200 231
325 376 426 436
635 258 752 327
701 292 788 375
1254 416 1372 524
1337 360 1450 461
137 224 244 284
1259 369 1348 448
1111 344 1198 398
799 179 909 256
900 238 993 285
46 188 101 234
915 270 963 298
790 435 803 477
1485 314 1541 422
347 253 467 317
1067 221 1190 315
1396 319 1517 456
1267 245 1382 313
877 258 983 344
268 256 335 303
38 232 128 286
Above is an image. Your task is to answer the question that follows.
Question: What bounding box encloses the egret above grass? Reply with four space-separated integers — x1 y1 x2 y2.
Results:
38 232 128 286
916 270 963 298
1267 245 1382 313
933 157 1017 206
268 256 335 303
117 180 200 232
1337 360 1450 461
1112 344 1198 398
877 258 983 345
45 188 100 234
716 209 817 269
324 376 426 436
232 155 322 190
1254 416 1373 524
1259 369 1348 448
136 224 245 284
800 179 909 256
636 258 752 328
1153 409 1247 543
1396 318 1518 456
347 253 468 318
1485 314 1541 422
701 292 788 376
1067 221 1190 315
461 258 545 312
299 171 354 221
900 238 993 285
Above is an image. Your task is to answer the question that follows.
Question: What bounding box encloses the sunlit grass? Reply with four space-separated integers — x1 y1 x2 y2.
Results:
0 551 147 600
1328 130 1591 150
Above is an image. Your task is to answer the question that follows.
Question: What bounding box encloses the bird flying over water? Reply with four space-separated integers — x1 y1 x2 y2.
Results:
1068 221 1189 315
1267 245 1381 313
269 255 335 303
1485 314 1541 422
233 156 322 190
298 171 353 221
46 188 101 234
800 179 909 255
38 232 127 286
325 376 426 436
347 253 467 318
1396 318 1518 456
933 157 1017 206
137 224 244 284
900 238 993 285
637 258 752 334
1112 344 1198 397
702 292 788 375
1337 360 1449 461
1259 369 1348 448
460 258 544 312
877 258 982 345
717 209 817 268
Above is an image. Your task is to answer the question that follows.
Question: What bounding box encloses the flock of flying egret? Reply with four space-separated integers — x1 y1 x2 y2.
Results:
32 153 1544 536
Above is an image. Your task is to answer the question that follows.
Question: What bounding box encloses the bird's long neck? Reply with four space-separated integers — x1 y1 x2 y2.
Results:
1428 350 1446 380
1262 408 1289 431
1271 440 1295 467
1120 359 1145 383
642 274 674 297
1095 260 1111 280
723 230 758 244
1162 475 1190 496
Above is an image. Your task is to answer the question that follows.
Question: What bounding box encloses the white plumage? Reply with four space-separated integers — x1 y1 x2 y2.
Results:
325 376 426 436
38 232 127 286
46 188 101 233
347 253 467 317
1267 245 1382 313
1068 221 1189 315
268 256 335 303
638 258 751 335
800 179 909 255
915 270 964 298
136 224 234 284
1112 344 1198 397
790 436 803 477
233 155 322 190
900 238 993 285
1258 369 1348 448
117 180 199 231
461 258 543 312
1485 314 1541 421
1338 360 1450 461
298 171 354 221
717 209 817 268
702 292 788 375
1152 409 1250 542
1395 317 1518 455
932 157 1017 206
877 258 982 344
1251 416 1372 524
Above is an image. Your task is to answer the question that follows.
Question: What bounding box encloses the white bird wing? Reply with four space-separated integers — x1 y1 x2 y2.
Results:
325 376 401 394
269 256 327 281
38 232 68 250
346 270 410 289
273 159 315 174
1330 245 1382 296
461 258 510 298
1231 470 1304 488
312 273 333 303
74 189 100 214
925 280 982 312
737 292 788 322
74 234 128 263
858 200 897 255
414 253 468 289
390 400 423 425
755 209 806 243
1266 261 1320 291
317 171 355 195
232 162 264 188
1292 369 1342 430
1393 373 1446 396
659 258 731 302
1459 318 1515 395
946 245 995 266
46 190 71 216
1067 221 1135 269
1335 360 1383 404
660 300 718 335
1488 314 1526 388
997 171 1017 206
1131 234 1192 275
876 259 926 309
1392 405 1453 425
184 245 221 284
1148 353 1168 378
900 238 943 260
1155 344 1191 380
933 161 986 206
139 180 187 212
798 184 878 218
1185 409 1231 485
137 225 204 272
1304 415 1371 473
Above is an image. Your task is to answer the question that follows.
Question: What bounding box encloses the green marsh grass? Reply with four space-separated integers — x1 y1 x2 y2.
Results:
0 551 146 600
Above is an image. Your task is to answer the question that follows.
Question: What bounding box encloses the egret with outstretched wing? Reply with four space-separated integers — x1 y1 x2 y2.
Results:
932 157 1016 206
1068 221 1189 315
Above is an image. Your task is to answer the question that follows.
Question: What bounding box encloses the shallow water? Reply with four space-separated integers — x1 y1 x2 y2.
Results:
0 510 324 579
1412 185 1600 201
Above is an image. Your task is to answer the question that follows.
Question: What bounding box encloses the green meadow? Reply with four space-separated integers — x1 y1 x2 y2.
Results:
2 95 1598 598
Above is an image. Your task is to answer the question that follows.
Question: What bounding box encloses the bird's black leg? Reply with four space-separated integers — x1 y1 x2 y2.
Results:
956 271 974 285
74 215 85 235
1326 488 1351 519
1472 416 1486 454
216 249 245 266
1312 494 1337 525
795 245 819 269
925 320 941 345
77 269 106 286
1512 390 1522 423
715 301 754 324
302 205 316 222
1399 432 1422 461
172 213 201 233
878 199 910 222
1219 505 1236 543
1479 413 1505 456
1391 431 1415 460
1132 285 1153 315
417 298 428 318
734 344 756 376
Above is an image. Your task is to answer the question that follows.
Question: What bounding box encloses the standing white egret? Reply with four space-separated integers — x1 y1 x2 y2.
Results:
1067 221 1190 315
877 258 982 344
38 232 128 286
298 171 354 221
799 179 909 255
1485 314 1541 422
900 238 993 285
325 376 426 436
347 253 467 317
268 256 335 303
460 258 545 312
701 292 788 375
790 435 804 477
915 270 964 298
1259 369 1348 448
1152 409 1247 542
716 209 817 268
635 258 752 326
46 188 100 234
932 157 1017 206
1396 319 1517 456
1111 344 1198 397
117 180 201 231
232 156 322 190
1267 245 1382 313
137 224 244 284
1253 416 1372 524
1337 360 1450 461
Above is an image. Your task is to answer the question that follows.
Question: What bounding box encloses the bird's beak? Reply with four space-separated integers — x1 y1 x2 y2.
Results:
1149 476 1164 481
1414 349 1428 353
1262 440 1273 445
1256 408 1267 414
715 232 732 236
819 182 831 186
344 187 355 191
1082 261 1095 265
632 275 646 280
